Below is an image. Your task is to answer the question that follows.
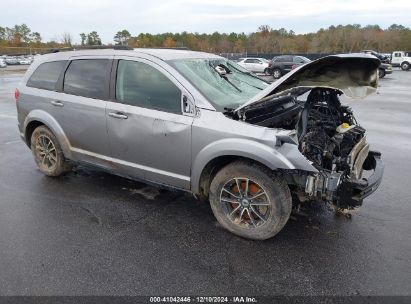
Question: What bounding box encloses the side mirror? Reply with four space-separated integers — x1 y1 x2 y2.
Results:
182 95 195 116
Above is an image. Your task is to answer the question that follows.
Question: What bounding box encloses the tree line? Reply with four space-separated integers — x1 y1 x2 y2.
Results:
1 24 411 54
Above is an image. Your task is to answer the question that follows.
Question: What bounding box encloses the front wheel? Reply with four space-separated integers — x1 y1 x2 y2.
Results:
31 125 72 177
378 69 386 78
209 161 292 240
401 62 410 71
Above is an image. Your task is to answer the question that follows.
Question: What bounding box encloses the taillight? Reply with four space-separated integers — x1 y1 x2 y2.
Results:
291 64 297 70
268 60 272 67
14 88 20 103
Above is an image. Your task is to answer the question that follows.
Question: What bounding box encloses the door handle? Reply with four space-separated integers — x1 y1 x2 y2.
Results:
109 112 128 119
50 100 64 107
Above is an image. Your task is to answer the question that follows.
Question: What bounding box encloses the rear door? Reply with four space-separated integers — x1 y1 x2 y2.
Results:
50 56 113 166
106 57 194 189
250 59 265 72
23 60 68 130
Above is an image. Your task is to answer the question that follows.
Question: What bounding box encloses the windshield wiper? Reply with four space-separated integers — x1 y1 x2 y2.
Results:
209 62 242 92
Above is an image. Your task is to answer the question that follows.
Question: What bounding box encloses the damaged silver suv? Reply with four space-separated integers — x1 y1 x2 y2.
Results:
16 49 384 240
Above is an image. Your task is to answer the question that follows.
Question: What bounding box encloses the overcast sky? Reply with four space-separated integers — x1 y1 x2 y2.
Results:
1 0 411 44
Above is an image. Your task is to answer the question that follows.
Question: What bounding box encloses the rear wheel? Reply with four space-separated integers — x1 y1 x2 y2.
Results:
30 125 72 176
272 68 282 79
401 62 410 71
264 68 271 76
209 161 292 240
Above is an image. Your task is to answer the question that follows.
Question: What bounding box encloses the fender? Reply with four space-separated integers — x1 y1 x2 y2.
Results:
24 109 72 158
191 138 317 194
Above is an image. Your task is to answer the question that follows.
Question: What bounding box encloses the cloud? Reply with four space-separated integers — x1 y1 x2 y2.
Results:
0 0 410 43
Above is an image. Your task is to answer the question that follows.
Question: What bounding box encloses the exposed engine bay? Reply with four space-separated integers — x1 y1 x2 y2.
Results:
297 89 365 173
227 87 377 208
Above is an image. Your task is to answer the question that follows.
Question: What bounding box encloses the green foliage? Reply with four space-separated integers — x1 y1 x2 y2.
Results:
125 24 411 53
114 30 131 45
78 31 102 46
86 31 102 46
79 33 86 46
1 24 411 53
30 32 41 44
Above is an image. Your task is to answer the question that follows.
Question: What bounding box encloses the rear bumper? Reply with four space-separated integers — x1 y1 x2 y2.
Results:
337 151 384 208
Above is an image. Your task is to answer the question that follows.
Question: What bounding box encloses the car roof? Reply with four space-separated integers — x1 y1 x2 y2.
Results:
36 48 221 62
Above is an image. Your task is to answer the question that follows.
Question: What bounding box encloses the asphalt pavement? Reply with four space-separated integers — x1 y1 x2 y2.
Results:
0 68 410 296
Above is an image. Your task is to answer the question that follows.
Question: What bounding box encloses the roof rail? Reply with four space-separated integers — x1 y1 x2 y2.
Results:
113 45 133 50
147 47 191 51
67 45 133 51
44 46 191 53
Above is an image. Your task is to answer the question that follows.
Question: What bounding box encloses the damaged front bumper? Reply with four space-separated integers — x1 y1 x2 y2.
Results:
336 151 384 208
304 151 384 208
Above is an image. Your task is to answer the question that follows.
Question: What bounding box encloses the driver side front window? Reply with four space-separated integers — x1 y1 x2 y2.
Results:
116 60 182 114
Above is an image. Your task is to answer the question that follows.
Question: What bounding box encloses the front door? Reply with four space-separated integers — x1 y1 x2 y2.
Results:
106 58 194 189
392 52 403 65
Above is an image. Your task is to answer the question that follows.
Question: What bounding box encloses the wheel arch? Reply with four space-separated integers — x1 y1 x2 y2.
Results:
24 110 72 158
191 138 315 198
25 120 44 146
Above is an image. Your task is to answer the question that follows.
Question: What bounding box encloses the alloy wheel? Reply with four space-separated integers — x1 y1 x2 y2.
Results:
219 177 271 229
35 134 58 171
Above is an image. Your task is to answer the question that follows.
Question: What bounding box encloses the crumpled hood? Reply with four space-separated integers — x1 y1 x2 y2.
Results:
235 53 380 112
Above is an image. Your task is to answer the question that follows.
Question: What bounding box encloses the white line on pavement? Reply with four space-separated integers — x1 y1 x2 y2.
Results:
0 114 17 119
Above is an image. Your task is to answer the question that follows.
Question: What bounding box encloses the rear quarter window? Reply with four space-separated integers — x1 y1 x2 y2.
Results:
26 61 67 91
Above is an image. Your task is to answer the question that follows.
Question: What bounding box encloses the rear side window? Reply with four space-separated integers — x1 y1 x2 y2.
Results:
27 61 67 91
116 60 181 114
63 59 109 99
245 59 259 64
276 56 292 63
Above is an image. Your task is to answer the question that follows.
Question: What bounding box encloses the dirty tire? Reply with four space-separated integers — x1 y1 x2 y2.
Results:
264 68 271 76
378 68 385 78
401 62 410 71
272 68 282 79
30 125 72 177
209 161 292 240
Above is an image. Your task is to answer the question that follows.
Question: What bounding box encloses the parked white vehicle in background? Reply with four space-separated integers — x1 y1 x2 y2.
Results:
0 59 7 68
5 57 19 65
391 51 411 70
18 58 32 65
237 57 270 74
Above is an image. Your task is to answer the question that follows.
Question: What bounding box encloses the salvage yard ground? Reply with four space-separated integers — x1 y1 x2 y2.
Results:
0 68 410 296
